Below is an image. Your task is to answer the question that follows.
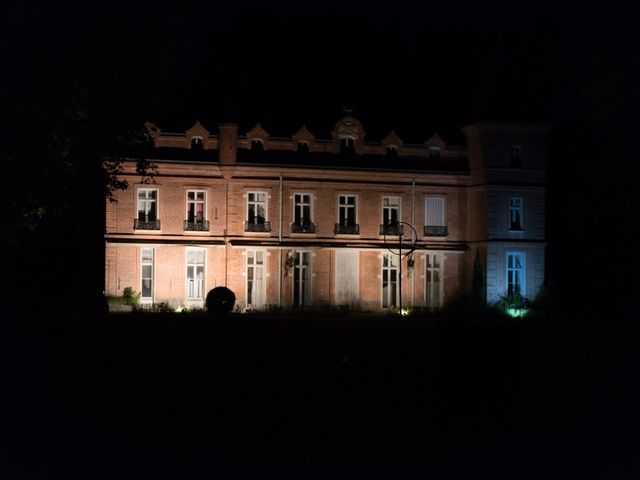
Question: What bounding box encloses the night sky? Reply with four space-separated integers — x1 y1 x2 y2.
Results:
2 1 639 313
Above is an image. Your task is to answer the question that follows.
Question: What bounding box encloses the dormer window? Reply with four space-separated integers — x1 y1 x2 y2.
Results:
297 141 309 154
340 137 355 154
251 139 264 152
191 136 204 151
386 145 398 159
429 147 441 160
511 145 522 168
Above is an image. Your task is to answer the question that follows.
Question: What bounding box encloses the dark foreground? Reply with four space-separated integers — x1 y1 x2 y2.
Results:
4 313 640 478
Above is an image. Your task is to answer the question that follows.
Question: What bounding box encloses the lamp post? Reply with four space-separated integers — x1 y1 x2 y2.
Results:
383 221 418 312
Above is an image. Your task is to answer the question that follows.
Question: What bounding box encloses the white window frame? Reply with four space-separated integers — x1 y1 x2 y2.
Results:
338 194 357 227
293 250 312 306
137 188 159 222
381 253 399 309
246 249 266 309
425 253 443 309
293 193 314 226
140 247 154 304
425 196 446 227
247 191 268 225
186 190 207 224
509 197 524 231
186 247 206 301
382 196 401 227
506 252 526 296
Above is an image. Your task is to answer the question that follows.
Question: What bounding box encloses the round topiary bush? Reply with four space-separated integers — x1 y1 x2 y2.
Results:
205 287 236 318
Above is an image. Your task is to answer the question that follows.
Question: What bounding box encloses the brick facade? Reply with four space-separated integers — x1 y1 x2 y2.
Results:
105 116 547 311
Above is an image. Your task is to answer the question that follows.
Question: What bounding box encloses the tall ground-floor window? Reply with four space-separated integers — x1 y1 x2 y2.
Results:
293 251 311 306
425 253 442 308
141 247 154 303
246 249 266 308
382 253 399 308
335 250 358 307
186 248 205 300
506 252 525 295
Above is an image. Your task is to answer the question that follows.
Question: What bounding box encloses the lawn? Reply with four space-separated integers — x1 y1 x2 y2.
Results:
5 312 640 478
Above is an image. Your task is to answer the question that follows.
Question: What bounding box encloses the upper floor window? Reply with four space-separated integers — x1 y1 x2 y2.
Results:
386 145 398 159
510 197 523 231
429 147 441 161
185 191 208 231
511 145 522 168
340 137 355 154
336 195 358 234
191 136 204 151
251 139 264 152
506 252 525 295
292 193 315 233
297 141 309 154
381 196 401 235
246 192 270 232
135 189 160 230
424 196 447 236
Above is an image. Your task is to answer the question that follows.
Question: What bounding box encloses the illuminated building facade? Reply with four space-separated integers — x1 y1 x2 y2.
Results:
104 115 547 311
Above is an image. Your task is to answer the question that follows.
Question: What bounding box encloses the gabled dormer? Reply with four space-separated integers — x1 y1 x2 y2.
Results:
144 121 161 147
246 123 269 151
382 129 403 156
186 121 210 150
292 125 315 152
425 132 446 159
332 116 366 155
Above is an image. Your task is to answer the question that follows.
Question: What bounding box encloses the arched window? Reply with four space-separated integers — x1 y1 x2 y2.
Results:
191 136 204 151
251 139 264 152
429 147 441 160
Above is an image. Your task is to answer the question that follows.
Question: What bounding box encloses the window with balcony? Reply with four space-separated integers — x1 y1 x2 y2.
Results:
509 197 523 231
184 190 209 231
141 247 154 302
381 196 401 235
136 189 160 230
424 196 447 236
506 252 525 295
335 195 358 234
186 248 205 301
382 253 399 309
246 192 271 232
292 193 315 233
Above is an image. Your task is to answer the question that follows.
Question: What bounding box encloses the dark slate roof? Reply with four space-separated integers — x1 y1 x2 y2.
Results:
238 149 464 174
135 148 466 174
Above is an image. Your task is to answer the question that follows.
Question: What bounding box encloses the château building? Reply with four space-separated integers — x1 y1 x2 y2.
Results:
104 114 547 312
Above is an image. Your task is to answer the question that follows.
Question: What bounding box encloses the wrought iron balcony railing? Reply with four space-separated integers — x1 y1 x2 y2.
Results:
334 223 360 235
134 219 161 230
380 223 404 236
245 221 271 232
184 220 210 231
424 225 448 236
291 222 316 234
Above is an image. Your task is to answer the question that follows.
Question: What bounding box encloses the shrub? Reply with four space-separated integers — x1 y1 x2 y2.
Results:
205 287 236 318
497 291 530 318
122 287 141 306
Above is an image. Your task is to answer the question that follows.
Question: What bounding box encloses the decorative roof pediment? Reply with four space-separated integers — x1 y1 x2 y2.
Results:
292 125 315 144
332 116 366 140
425 132 446 150
246 122 269 142
186 121 209 140
382 129 403 148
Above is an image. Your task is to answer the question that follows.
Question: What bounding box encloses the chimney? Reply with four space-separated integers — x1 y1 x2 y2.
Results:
218 123 238 166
